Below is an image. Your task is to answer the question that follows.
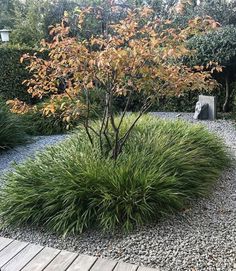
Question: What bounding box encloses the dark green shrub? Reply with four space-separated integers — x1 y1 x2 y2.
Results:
187 26 236 112
150 88 225 113
0 99 28 150
113 89 224 113
0 46 47 103
0 115 229 234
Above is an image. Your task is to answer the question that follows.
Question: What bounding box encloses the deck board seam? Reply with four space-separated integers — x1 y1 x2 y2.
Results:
18 245 45 271
88 257 98 271
61 253 80 270
40 247 61 271
112 262 118 271
0 239 14 253
1 243 30 270
0 241 28 269
0 237 159 271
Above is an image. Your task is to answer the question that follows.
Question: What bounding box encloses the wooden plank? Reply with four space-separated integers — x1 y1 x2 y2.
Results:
0 240 28 268
90 258 117 271
44 250 78 271
21 247 60 271
67 254 97 271
114 261 138 271
0 236 157 271
137 266 159 271
0 237 13 252
1 243 43 271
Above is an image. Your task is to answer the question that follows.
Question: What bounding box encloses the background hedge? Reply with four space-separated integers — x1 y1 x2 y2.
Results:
115 88 229 113
0 46 47 103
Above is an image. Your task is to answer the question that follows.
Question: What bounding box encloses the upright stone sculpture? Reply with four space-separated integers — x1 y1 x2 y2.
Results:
193 101 209 120
198 95 216 120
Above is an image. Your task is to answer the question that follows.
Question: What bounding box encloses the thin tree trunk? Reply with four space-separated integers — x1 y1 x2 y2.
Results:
111 97 152 160
223 72 230 113
83 89 94 147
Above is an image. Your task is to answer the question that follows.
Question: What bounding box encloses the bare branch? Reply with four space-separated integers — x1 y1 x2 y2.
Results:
117 90 132 130
83 87 94 147
83 123 94 147
116 98 153 157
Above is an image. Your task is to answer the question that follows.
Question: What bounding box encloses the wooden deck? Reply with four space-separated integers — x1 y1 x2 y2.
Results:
0 237 159 271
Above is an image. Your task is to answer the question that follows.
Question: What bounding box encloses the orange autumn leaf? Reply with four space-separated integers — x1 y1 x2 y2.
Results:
18 6 219 127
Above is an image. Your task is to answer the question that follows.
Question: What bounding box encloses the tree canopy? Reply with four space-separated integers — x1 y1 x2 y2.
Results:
8 7 219 159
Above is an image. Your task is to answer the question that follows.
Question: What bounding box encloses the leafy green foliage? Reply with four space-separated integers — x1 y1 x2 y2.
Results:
188 26 236 66
43 0 140 41
164 0 236 30
187 25 236 112
43 0 79 41
0 46 47 103
0 0 15 29
9 0 46 47
0 98 28 150
5 0 137 46
195 0 236 27
20 110 71 136
0 115 229 234
114 89 227 113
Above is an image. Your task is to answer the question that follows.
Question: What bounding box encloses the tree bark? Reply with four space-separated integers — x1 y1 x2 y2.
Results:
223 71 230 113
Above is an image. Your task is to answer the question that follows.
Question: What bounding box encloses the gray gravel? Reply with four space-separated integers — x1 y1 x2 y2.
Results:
0 113 236 271
0 135 66 174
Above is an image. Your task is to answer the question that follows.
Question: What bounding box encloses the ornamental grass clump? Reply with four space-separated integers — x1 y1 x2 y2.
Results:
0 99 28 150
0 115 230 235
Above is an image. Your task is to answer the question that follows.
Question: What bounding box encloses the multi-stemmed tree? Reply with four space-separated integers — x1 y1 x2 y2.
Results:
11 7 219 159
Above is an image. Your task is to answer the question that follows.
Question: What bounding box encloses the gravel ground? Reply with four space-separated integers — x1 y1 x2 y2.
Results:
0 134 66 175
0 113 236 271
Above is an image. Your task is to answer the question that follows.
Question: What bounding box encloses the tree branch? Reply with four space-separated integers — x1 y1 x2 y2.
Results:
115 97 153 157
83 88 94 147
117 90 132 130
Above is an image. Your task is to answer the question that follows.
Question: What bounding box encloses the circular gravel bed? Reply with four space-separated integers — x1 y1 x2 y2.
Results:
0 113 235 271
